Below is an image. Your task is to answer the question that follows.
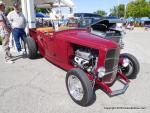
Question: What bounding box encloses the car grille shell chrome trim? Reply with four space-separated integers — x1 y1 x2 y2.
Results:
103 48 120 84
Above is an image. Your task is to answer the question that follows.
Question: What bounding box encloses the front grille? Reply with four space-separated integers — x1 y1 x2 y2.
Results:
102 69 117 84
105 48 120 72
103 48 120 84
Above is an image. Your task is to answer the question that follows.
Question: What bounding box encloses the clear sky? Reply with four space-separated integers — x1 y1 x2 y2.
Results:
73 0 130 14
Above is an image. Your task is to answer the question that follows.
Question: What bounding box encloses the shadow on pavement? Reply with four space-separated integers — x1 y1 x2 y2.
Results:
11 53 43 61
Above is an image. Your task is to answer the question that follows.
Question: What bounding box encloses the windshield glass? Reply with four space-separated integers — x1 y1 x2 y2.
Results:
66 18 99 28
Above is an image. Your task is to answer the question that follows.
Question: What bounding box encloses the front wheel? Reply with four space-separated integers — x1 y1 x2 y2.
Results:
66 68 93 106
119 53 140 79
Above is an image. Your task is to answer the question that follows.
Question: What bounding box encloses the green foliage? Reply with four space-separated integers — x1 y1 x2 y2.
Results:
5 7 13 15
110 0 150 18
118 4 125 17
110 7 117 17
94 10 107 16
110 4 125 17
126 0 150 17
36 8 48 13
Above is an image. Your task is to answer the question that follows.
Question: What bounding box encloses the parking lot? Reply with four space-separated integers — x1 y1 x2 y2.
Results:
0 29 150 113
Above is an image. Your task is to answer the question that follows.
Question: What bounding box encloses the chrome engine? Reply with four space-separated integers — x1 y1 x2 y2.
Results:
73 49 98 73
72 47 120 84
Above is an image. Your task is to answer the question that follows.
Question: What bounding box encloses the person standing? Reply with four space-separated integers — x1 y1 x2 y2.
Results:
0 1 14 64
7 2 27 55
49 9 59 31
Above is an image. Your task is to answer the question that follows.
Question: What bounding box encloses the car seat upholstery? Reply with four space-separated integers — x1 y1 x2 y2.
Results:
36 26 70 33
36 27 54 33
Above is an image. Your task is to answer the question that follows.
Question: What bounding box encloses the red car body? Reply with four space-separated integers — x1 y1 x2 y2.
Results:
30 28 117 71
28 19 139 106
29 27 128 90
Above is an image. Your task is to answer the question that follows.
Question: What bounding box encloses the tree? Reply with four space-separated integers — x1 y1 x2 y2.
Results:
94 10 107 16
5 7 13 15
118 4 125 17
126 0 150 17
110 6 117 17
110 4 125 17
36 8 48 13
110 0 150 18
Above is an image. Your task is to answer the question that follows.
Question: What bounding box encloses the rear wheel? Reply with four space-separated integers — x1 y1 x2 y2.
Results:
25 37 37 59
120 53 140 79
66 68 93 106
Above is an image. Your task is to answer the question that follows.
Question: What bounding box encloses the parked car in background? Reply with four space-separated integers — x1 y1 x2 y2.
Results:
104 16 119 19
74 13 102 23
144 21 150 30
74 13 102 19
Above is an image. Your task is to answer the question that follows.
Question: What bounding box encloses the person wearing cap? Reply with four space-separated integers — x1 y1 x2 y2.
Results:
0 1 14 64
7 2 27 55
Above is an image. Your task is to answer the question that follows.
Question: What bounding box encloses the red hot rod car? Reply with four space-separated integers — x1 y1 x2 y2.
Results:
26 19 140 106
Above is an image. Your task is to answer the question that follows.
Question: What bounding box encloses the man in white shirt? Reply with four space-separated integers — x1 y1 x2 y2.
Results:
0 1 14 64
49 9 59 31
7 2 27 55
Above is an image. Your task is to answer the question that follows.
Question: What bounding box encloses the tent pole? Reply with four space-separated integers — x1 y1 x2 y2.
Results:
26 0 36 29
21 0 29 34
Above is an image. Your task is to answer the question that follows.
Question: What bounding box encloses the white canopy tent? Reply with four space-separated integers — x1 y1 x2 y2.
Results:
21 0 74 29
37 3 72 8
35 0 74 8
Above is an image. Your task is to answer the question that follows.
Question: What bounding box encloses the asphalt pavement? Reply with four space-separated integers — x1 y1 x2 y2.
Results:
0 29 150 113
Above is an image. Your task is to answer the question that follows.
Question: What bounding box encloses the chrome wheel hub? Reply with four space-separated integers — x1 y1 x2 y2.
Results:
68 75 84 101
123 59 134 76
